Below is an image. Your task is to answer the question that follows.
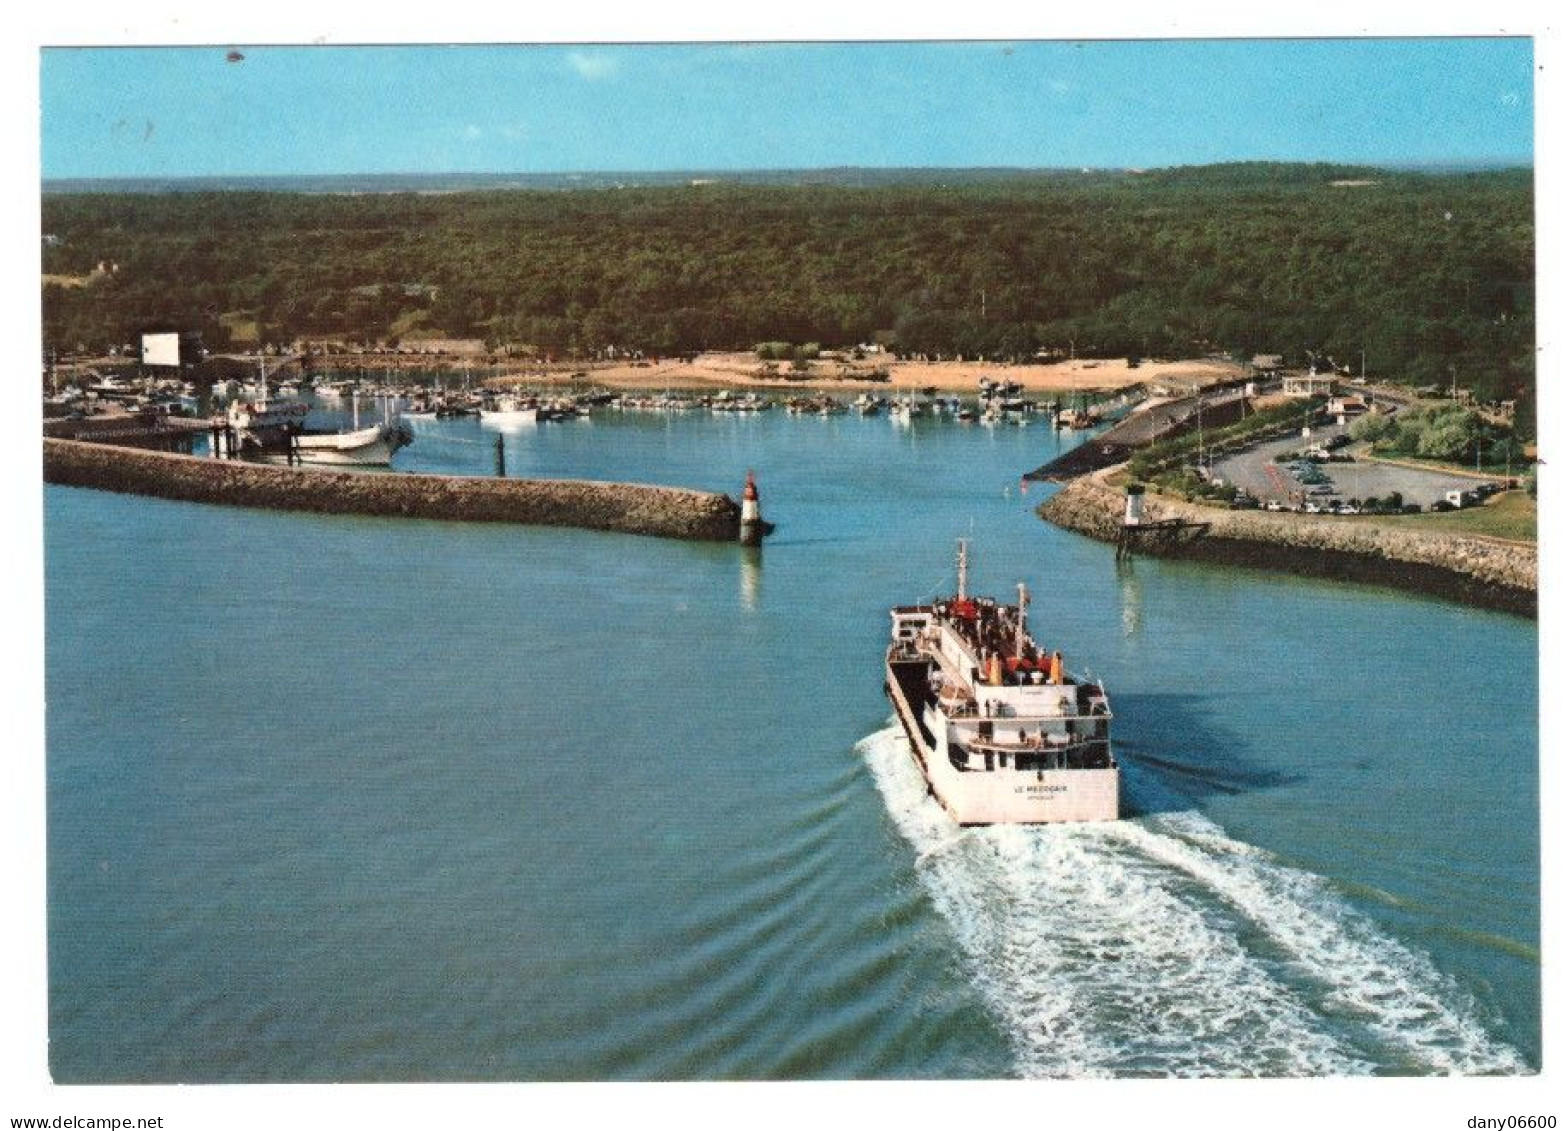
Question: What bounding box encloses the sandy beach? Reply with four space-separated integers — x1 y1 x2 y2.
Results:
489 352 1245 393
58 349 1243 395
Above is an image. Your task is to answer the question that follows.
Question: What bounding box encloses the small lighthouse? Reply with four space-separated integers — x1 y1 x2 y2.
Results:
1123 483 1146 527
739 470 770 546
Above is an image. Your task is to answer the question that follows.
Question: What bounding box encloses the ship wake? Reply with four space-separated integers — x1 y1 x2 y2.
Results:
856 725 1526 1078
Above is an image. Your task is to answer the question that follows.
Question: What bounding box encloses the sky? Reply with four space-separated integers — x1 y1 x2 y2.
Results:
39 38 1534 179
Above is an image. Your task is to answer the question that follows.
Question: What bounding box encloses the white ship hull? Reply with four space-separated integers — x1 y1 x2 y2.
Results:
886 659 1118 824
479 407 539 426
263 423 399 466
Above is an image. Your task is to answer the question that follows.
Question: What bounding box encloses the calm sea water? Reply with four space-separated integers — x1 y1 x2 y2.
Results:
45 402 1538 1080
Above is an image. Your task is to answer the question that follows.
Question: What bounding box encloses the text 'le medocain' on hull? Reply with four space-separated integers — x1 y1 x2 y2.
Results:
884 541 1118 825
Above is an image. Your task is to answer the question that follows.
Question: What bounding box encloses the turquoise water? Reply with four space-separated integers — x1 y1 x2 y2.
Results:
45 407 1538 1079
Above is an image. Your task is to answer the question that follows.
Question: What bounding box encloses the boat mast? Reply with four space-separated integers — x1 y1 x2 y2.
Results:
1015 581 1029 658
956 539 969 600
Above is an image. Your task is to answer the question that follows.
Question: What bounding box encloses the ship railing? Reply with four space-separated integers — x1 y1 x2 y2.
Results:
952 709 1113 724
965 735 1109 754
964 738 1115 771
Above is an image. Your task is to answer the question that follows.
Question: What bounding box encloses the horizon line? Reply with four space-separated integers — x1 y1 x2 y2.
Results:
41 158 1535 185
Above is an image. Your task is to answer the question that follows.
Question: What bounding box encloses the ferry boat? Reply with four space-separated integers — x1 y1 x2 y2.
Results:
884 541 1118 825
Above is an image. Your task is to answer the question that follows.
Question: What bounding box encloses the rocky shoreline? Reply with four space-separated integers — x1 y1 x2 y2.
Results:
44 439 744 542
1039 475 1536 617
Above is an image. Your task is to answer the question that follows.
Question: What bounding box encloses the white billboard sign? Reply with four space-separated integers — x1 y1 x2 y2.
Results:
141 332 181 367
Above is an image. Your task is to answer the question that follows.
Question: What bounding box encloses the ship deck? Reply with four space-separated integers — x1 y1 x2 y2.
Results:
887 656 938 748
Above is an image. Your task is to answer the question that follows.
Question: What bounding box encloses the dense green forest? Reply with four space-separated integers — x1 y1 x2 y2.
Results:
41 163 1534 404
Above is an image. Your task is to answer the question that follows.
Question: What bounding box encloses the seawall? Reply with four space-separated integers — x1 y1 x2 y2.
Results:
44 438 744 542
1040 475 1536 617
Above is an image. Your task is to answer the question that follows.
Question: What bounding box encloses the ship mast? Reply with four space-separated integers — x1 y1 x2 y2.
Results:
1015 581 1029 658
956 539 969 600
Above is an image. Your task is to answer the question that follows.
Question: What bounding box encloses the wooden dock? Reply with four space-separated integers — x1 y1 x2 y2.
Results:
1115 517 1212 560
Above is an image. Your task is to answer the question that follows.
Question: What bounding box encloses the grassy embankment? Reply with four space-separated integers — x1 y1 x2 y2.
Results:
1343 491 1537 543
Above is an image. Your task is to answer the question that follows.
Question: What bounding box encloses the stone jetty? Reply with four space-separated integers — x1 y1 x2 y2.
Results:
1041 474 1536 617
44 438 745 542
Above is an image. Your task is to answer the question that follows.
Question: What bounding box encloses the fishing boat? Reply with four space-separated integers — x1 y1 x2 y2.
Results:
229 364 408 466
282 422 406 465
884 541 1118 825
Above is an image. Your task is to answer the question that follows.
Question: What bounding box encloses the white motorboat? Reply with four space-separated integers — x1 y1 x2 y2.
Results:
479 395 539 426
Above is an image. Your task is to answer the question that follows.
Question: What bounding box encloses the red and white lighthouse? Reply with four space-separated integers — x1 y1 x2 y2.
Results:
740 470 769 545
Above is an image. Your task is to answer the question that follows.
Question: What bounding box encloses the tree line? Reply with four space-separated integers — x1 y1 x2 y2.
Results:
42 162 1533 415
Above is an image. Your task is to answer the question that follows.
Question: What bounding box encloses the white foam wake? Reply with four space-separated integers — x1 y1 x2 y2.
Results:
1113 812 1527 1075
857 725 1524 1078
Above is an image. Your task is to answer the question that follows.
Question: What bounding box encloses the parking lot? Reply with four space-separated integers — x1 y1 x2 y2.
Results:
1210 422 1486 510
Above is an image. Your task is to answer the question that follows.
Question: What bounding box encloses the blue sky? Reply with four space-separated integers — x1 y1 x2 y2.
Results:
40 39 1534 178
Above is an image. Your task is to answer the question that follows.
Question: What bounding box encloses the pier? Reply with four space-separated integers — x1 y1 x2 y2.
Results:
43 413 210 453
44 438 751 543
1041 473 1535 617
1026 387 1251 481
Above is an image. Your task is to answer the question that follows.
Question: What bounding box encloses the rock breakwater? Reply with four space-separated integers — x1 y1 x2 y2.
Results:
1040 475 1535 617
44 439 744 542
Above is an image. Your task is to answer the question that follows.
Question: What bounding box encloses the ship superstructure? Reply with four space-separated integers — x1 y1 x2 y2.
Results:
884 541 1118 824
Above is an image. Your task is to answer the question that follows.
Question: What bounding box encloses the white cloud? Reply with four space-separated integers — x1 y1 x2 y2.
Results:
566 51 618 81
